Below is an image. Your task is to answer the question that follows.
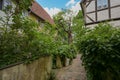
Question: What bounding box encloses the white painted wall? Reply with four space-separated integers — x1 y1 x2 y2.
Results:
86 1 95 12
86 20 120 28
111 7 120 19
97 10 109 21
86 13 95 23
110 0 120 6
109 20 120 27
85 0 120 27
86 24 97 29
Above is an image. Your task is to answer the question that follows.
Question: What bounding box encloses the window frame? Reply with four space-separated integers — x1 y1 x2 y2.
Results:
4 0 11 7
0 0 3 10
97 0 108 10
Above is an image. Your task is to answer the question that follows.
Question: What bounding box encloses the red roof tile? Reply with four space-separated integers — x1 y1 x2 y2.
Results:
31 1 54 24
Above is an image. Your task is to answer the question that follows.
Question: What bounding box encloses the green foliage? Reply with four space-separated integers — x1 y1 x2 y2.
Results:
12 0 33 13
48 71 57 80
72 11 86 45
53 11 68 43
52 43 77 68
0 16 56 67
0 2 80 69
0 28 26 67
42 22 56 37
0 2 56 68
77 23 120 80
54 44 77 59
52 10 82 68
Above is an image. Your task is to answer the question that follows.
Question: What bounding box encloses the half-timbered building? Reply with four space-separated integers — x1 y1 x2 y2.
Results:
80 0 120 27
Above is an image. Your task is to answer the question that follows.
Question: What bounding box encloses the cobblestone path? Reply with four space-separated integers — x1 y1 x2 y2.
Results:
56 54 87 80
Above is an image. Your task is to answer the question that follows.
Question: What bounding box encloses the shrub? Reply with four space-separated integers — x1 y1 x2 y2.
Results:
0 17 56 68
77 24 120 80
0 1 56 69
52 43 77 68
54 44 77 59
0 29 26 68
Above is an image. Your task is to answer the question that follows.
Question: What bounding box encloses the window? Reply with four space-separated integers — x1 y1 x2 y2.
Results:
4 0 11 7
22 11 28 17
37 19 44 27
97 0 108 10
0 0 3 10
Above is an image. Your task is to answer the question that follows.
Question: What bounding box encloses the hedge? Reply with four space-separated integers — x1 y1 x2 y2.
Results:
77 24 120 80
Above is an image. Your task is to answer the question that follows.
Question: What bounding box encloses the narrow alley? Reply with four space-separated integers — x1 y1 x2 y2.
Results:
56 55 86 80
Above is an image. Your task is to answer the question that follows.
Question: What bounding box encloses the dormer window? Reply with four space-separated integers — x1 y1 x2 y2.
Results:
0 0 3 10
97 0 108 10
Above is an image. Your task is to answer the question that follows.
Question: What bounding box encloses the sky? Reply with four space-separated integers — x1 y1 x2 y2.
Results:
36 0 81 18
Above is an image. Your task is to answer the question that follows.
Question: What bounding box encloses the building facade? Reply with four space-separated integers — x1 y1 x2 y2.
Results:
0 0 54 26
29 1 54 25
80 0 120 27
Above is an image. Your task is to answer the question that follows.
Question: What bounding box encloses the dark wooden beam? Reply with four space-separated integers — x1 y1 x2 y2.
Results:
80 2 87 24
111 4 120 9
108 0 111 19
95 0 97 21
85 17 120 25
86 0 93 8
86 15 95 22
86 4 120 14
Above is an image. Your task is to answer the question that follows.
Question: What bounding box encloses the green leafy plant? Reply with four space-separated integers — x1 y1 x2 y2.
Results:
77 23 120 80
48 71 57 80
52 42 77 68
0 1 56 68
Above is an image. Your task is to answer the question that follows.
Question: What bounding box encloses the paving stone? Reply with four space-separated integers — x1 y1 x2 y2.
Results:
55 54 87 80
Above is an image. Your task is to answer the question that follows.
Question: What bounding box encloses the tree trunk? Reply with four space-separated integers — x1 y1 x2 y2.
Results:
68 31 72 44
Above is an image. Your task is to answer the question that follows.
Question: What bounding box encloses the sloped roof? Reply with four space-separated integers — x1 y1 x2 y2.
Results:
81 0 86 3
31 1 54 24
81 0 92 3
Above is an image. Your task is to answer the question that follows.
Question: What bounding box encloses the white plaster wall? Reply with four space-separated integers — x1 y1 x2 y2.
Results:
86 13 95 23
86 24 98 29
85 0 120 28
86 1 95 12
110 0 120 6
111 7 120 19
86 17 92 23
109 20 120 27
86 20 120 28
97 10 109 21
0 10 5 17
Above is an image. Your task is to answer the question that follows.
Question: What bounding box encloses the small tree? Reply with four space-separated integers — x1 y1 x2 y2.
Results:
53 10 74 44
53 9 79 66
